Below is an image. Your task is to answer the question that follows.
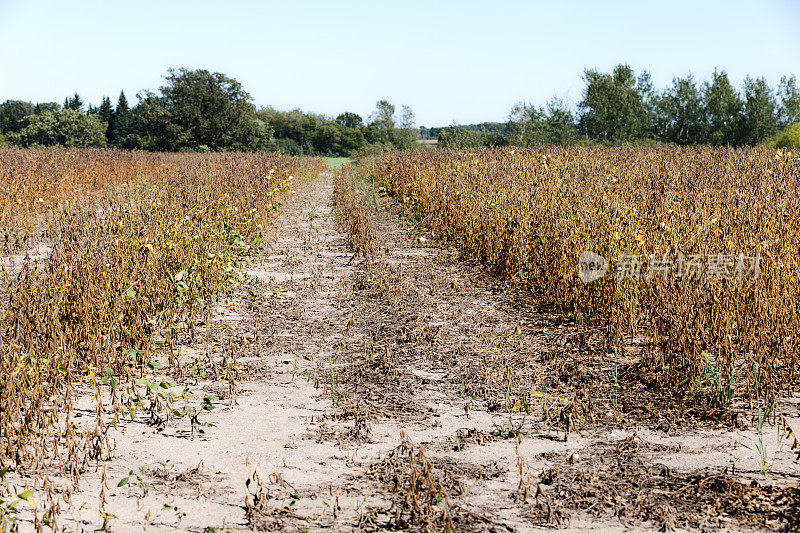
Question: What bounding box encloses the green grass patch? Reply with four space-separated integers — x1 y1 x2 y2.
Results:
324 157 349 169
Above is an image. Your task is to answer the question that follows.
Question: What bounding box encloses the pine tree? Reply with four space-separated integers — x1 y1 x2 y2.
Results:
97 97 113 144
109 91 130 146
64 93 84 112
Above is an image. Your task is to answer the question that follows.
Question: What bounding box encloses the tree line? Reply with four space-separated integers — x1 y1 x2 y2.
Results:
3 65 797 153
0 68 418 156
440 65 800 149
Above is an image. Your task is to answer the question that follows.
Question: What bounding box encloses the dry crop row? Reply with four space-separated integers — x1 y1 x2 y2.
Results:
374 146 800 403
0 149 319 527
0 148 154 251
332 165 382 266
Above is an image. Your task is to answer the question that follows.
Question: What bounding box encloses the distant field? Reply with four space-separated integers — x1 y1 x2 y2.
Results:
324 156 349 169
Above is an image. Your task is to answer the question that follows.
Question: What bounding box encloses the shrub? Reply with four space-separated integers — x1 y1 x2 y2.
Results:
9 109 107 148
765 123 800 150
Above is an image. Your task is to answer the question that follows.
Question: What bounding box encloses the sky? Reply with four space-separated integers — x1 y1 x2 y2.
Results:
1 0 799 127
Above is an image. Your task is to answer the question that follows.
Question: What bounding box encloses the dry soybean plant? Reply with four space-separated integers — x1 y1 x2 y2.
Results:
361 432 461 532
332 164 382 267
0 148 151 253
0 149 316 527
374 146 800 404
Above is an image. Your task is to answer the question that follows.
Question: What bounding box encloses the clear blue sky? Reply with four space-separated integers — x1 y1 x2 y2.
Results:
1 0 799 126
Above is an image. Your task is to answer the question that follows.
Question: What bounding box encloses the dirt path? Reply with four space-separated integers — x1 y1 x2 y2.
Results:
50 170 800 532
57 172 356 531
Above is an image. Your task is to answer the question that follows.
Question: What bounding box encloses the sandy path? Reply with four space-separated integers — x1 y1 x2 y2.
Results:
57 172 363 531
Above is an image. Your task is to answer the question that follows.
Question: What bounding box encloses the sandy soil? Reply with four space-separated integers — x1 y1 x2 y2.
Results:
15 171 798 532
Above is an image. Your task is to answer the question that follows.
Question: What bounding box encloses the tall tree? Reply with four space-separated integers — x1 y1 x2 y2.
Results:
578 64 652 142
335 112 363 129
702 70 743 145
97 96 113 143
508 97 576 145
778 75 800 128
109 91 131 146
0 100 34 134
368 100 396 144
64 93 84 112
656 75 704 145
395 105 418 148
740 76 778 145
153 68 269 151
97 97 113 126
125 90 188 151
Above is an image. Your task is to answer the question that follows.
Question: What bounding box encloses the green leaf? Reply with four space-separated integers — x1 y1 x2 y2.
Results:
117 477 129 487
175 270 185 282
16 490 33 502
126 288 137 300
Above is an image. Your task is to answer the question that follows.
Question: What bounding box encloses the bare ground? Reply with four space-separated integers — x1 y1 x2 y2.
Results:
21 171 800 532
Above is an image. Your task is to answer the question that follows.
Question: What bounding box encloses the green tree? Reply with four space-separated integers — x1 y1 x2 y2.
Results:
778 75 800 127
655 75 705 145
508 102 537 145
0 100 34 134
64 93 84 112
272 137 302 155
311 123 359 156
702 70 743 145
367 100 396 144
365 100 418 149
152 68 270 151
740 76 778 145
97 96 113 142
109 91 131 146
395 105 418 148
438 127 485 148
508 98 575 146
124 90 188 151
259 107 319 149
34 102 60 114
9 109 107 147
540 98 576 144
578 64 652 142
335 112 363 129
